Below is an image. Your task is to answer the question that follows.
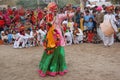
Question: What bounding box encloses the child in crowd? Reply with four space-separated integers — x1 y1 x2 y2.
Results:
64 27 73 45
87 18 94 30
87 30 94 43
116 29 120 42
7 30 13 44
62 23 67 33
92 31 101 44
115 15 120 28
12 30 17 42
84 10 92 30
25 28 34 47
38 25 46 46
1 31 8 44
33 28 39 46
83 30 88 43
67 18 74 31
73 23 83 44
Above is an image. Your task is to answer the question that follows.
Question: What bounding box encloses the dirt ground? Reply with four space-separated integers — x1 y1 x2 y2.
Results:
0 43 120 80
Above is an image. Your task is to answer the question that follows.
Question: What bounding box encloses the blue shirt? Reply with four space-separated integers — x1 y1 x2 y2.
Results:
8 34 13 43
87 22 94 30
84 15 92 27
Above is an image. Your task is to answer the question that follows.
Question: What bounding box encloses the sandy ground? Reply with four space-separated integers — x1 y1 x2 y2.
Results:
0 43 120 80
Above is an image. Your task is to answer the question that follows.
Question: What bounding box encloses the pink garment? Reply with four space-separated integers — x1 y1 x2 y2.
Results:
96 6 103 11
38 70 68 77
3 14 11 25
53 13 74 46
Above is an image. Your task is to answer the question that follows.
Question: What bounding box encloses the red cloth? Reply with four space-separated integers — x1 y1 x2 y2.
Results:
87 32 94 42
13 14 20 22
3 14 11 25
31 15 36 24
38 11 43 20
7 8 13 15
46 13 53 22
63 26 67 32
0 20 5 27
19 8 25 16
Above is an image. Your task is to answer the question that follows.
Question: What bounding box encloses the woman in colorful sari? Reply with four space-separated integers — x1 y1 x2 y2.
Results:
38 2 74 77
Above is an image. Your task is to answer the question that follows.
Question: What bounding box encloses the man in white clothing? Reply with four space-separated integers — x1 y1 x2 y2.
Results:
64 27 73 45
102 6 118 47
38 26 46 45
73 25 83 44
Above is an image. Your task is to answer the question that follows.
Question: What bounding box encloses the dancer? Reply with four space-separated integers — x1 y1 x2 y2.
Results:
38 2 74 77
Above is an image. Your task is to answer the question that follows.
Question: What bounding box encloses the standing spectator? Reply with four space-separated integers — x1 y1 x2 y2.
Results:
87 18 94 30
74 7 81 28
95 6 104 40
67 18 74 31
84 10 93 30
101 6 118 47
80 13 84 31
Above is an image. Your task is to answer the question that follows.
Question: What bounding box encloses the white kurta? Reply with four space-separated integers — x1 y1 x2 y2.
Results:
38 29 46 45
13 33 25 48
73 28 83 44
64 30 73 45
102 14 118 46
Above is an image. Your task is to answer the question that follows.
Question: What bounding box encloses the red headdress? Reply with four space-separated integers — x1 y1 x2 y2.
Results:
19 25 25 31
106 5 114 12
47 2 58 12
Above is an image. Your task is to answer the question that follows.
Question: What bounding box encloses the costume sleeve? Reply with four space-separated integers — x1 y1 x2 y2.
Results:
59 12 74 21
110 15 118 32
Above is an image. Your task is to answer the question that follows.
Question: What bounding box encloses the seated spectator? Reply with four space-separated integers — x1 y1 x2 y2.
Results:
12 31 17 42
83 30 88 43
13 27 26 48
116 29 120 42
92 31 102 44
1 31 8 44
7 30 13 44
38 26 46 46
67 18 74 31
73 23 83 44
87 30 94 43
64 27 73 45
34 30 39 46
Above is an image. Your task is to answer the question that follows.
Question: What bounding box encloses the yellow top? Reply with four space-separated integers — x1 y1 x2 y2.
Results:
46 25 56 48
80 18 84 31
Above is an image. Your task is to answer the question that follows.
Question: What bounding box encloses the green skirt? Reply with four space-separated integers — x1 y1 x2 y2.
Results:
38 46 67 77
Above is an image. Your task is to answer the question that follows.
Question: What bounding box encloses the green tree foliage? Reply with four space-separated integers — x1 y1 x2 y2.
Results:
111 0 120 4
58 0 80 8
17 0 81 8
17 0 47 8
